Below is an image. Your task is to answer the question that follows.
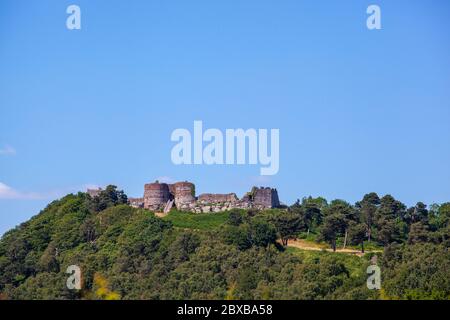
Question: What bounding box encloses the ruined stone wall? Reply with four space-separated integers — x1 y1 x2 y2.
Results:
87 188 102 198
182 187 279 213
143 183 171 210
198 193 238 204
128 197 144 208
138 181 280 214
168 184 176 196
253 187 280 209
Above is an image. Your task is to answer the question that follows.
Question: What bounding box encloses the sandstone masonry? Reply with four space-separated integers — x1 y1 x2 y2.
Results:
87 188 102 198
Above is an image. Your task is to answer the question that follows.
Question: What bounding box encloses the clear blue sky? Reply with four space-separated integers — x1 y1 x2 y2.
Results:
1 0 450 235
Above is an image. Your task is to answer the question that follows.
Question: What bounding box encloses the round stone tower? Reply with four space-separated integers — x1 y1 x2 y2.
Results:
173 181 196 209
144 182 171 210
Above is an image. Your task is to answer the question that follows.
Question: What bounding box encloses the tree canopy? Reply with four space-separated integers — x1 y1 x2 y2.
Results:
0 188 448 300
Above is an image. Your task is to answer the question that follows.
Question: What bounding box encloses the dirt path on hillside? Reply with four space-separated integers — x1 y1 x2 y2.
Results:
286 239 382 257
154 212 167 218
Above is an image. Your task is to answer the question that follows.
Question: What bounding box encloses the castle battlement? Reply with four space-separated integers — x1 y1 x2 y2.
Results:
129 181 280 213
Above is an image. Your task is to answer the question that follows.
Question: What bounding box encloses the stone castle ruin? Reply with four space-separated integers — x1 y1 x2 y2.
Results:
127 181 280 214
87 188 103 198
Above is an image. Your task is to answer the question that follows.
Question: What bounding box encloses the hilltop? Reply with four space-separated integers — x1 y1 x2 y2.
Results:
0 185 449 300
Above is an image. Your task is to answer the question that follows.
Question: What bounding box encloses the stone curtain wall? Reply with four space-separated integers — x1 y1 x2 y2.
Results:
198 193 238 204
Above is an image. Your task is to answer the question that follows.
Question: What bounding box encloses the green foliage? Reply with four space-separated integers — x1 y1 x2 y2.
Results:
429 202 450 231
223 224 252 250
162 210 229 230
89 185 128 213
382 243 450 299
223 217 277 250
0 190 448 300
227 209 245 226
348 222 367 252
263 210 303 246
319 213 346 251
289 196 325 233
407 222 430 244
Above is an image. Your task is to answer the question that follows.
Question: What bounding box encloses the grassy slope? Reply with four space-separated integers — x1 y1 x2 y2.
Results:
162 210 230 230
164 210 383 253
161 209 375 297
285 247 370 279
2 197 446 300
162 209 380 264
297 231 383 252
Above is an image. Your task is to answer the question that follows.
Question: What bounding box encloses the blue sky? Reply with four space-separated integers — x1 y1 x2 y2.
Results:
1 0 450 235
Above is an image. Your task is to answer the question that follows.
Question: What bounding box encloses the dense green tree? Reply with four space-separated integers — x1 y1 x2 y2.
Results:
382 243 450 299
429 202 450 231
323 200 355 248
289 196 325 236
356 193 380 242
223 219 276 250
227 209 244 226
433 225 450 247
38 242 59 273
249 219 277 247
165 232 201 268
408 222 430 244
236 268 258 299
319 214 346 252
373 195 407 245
266 211 303 246
348 222 367 253
89 185 128 212
1 190 448 300
376 218 401 246
405 202 429 225
223 225 252 250
80 218 97 243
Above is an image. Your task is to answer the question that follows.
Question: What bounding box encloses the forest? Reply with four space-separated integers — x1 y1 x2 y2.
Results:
0 185 449 300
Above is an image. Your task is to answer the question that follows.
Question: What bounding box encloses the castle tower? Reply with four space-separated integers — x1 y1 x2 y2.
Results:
144 182 171 210
252 187 280 209
173 181 196 209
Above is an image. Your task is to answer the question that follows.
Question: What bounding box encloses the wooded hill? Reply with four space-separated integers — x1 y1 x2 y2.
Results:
0 186 449 300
